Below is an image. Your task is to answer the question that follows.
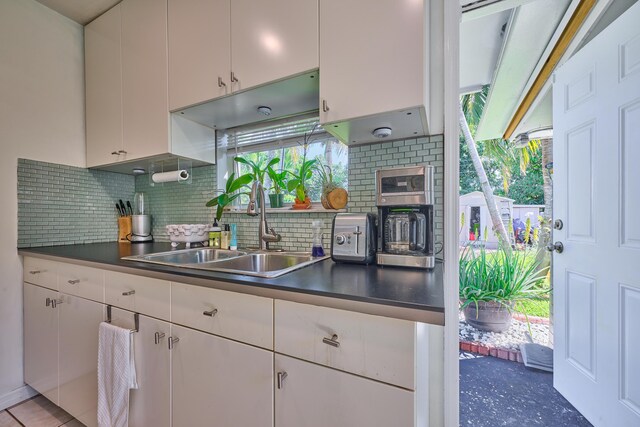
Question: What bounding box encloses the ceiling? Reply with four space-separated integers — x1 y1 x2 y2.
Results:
34 0 119 25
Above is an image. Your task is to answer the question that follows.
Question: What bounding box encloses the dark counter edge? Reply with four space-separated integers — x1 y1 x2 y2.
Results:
18 244 445 325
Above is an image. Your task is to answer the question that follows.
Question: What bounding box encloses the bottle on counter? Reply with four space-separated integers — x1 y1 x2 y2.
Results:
229 223 238 250
210 219 222 249
221 224 231 250
311 219 325 257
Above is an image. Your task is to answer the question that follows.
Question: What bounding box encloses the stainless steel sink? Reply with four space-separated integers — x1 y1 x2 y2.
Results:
123 248 328 278
202 253 327 278
124 248 247 265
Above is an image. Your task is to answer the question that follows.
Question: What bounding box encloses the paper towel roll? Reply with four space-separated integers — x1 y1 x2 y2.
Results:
152 170 189 183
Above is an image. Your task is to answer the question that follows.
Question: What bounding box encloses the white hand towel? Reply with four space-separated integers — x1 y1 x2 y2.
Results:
98 322 138 427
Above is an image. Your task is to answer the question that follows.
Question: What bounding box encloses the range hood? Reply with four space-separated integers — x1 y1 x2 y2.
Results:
173 70 320 132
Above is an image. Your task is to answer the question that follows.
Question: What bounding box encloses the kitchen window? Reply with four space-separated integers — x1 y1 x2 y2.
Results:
218 115 348 205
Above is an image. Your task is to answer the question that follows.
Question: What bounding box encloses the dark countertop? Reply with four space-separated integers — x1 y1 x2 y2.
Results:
19 242 444 324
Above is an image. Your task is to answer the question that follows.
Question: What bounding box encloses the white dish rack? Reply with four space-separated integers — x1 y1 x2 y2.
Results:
166 224 209 248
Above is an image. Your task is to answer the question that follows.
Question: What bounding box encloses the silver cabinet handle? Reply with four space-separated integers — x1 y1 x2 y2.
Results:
118 150 127 154
154 332 166 345
322 99 330 112
67 279 80 285
52 298 64 308
29 270 41 274
203 308 218 317
168 336 180 350
218 76 226 87
322 334 340 348
111 151 119 155
230 71 238 83
46 297 51 307
277 371 288 389
122 290 135 296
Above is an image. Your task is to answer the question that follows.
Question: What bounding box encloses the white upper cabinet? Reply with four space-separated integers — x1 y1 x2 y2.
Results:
85 4 123 168
319 0 429 144
230 0 318 92
168 0 231 110
121 0 169 160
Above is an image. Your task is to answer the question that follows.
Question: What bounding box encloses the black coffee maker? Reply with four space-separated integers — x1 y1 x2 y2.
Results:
375 165 435 269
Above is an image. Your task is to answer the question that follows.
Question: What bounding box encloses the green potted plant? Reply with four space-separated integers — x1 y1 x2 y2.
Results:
205 173 253 221
234 156 280 207
287 158 316 209
459 244 548 332
266 166 287 208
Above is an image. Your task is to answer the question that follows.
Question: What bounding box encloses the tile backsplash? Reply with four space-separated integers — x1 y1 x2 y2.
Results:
17 159 135 247
17 135 444 253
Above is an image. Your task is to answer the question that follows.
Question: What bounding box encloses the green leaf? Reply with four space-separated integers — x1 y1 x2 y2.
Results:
224 172 236 193
228 173 253 193
287 178 300 192
205 195 221 207
216 204 224 221
266 157 280 169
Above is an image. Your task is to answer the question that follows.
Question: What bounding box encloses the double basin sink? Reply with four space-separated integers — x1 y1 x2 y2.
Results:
122 247 328 278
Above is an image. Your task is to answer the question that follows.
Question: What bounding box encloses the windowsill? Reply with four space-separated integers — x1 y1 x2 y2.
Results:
224 206 347 214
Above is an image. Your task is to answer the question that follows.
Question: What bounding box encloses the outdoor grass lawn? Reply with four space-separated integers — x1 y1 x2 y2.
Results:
516 298 550 318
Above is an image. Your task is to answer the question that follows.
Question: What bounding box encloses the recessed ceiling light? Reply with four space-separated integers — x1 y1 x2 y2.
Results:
372 127 392 138
257 106 272 116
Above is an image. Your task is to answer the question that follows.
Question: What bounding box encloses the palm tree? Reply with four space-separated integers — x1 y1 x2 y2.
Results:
459 91 512 249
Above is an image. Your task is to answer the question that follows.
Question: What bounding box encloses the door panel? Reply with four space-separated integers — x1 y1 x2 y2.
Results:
24 284 58 405
620 100 640 249
110 308 171 427
58 295 103 427
553 3 640 425
274 354 414 427
171 325 273 427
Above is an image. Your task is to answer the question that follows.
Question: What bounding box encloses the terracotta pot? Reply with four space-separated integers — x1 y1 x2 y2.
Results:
292 197 311 210
462 300 513 333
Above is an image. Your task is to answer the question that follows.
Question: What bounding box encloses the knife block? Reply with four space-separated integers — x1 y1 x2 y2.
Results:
118 216 132 243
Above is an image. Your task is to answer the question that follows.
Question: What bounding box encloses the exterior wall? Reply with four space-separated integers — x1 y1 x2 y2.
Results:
0 0 85 407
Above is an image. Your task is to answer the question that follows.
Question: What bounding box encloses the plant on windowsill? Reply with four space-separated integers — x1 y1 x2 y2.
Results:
266 165 287 208
205 173 253 221
315 160 348 210
287 158 316 209
459 244 549 333
234 156 280 207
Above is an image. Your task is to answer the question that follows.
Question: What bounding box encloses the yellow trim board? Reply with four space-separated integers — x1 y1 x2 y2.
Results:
503 0 596 140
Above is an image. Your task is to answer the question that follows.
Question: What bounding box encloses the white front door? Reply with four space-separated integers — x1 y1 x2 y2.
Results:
553 3 640 426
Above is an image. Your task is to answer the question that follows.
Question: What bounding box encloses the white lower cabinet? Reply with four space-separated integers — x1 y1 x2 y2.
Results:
24 283 59 405
110 308 171 427
59 295 104 427
170 324 274 427
275 355 414 427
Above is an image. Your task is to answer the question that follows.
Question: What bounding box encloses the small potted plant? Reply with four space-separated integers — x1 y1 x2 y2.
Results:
266 166 287 208
287 158 316 209
459 244 548 332
205 173 253 221
315 160 348 209
234 156 280 207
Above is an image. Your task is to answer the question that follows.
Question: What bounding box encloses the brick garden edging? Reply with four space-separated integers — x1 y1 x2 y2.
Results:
460 340 524 363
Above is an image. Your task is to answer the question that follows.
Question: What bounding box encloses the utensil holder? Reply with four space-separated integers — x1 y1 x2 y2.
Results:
118 216 132 243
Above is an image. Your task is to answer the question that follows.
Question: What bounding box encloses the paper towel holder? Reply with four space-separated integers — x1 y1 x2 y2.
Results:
149 158 193 187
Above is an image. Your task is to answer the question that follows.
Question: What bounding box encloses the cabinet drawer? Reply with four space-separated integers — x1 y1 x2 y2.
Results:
275 300 416 389
171 282 273 349
58 263 104 302
105 271 170 321
24 257 58 290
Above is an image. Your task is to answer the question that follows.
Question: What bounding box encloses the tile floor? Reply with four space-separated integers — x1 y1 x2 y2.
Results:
0 396 84 427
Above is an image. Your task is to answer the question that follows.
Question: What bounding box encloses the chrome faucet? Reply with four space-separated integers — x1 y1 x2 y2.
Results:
247 180 281 250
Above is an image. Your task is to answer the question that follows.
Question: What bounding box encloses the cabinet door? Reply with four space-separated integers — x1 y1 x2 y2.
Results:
24 284 59 405
85 4 123 168
122 0 169 160
59 295 104 427
109 308 171 427
275 355 414 427
168 0 231 110
319 0 425 123
171 325 273 427
230 0 318 92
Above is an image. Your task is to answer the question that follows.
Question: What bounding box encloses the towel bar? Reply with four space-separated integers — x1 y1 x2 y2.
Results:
106 305 139 333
